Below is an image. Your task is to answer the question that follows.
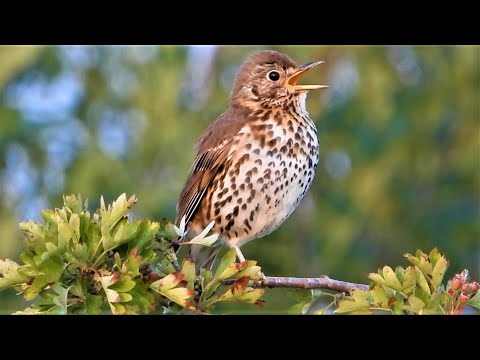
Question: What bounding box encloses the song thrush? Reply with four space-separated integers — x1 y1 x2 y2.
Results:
176 49 327 271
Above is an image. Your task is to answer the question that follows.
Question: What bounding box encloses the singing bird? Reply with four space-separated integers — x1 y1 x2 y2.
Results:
176 50 327 271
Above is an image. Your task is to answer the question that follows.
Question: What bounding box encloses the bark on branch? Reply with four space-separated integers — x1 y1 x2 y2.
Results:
224 276 369 293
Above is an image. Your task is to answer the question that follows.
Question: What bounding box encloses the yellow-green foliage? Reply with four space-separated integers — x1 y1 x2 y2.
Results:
0 194 264 314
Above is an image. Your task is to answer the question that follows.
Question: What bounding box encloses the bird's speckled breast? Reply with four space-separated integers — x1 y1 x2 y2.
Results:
203 102 319 248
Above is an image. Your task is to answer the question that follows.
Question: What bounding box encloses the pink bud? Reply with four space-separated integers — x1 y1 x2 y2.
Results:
470 282 479 295
458 293 470 306
450 276 463 291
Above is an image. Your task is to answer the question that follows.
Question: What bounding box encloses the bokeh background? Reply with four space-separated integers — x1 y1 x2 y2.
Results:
0 45 478 314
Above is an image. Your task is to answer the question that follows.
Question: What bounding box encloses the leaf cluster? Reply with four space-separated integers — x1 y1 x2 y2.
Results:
0 194 264 314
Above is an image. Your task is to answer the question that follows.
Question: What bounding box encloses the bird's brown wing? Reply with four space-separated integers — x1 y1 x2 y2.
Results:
175 105 251 227
175 141 232 226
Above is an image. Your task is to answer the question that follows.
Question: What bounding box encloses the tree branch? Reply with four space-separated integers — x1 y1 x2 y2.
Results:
224 276 369 293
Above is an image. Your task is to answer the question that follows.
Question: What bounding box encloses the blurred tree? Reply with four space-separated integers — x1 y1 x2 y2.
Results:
0 45 478 313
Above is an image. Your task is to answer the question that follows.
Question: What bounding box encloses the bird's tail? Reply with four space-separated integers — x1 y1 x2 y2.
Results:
187 244 221 274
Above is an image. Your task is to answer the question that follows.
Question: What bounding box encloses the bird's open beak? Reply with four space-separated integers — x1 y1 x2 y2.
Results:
286 60 328 91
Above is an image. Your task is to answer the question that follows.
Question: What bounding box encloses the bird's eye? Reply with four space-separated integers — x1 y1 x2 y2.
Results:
268 71 280 81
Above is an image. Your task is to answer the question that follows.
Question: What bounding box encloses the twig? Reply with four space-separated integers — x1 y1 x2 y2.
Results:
166 249 181 272
224 276 369 293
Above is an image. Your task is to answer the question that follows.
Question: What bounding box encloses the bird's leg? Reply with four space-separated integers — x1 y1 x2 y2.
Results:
233 246 246 263
259 272 268 285
233 246 268 285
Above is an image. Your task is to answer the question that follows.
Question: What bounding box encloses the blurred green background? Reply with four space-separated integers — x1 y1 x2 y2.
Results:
0 45 478 314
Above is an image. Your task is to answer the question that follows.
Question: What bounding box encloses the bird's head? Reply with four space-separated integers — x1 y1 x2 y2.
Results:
230 50 328 107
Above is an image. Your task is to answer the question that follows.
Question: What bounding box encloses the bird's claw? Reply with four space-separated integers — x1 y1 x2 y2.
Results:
259 271 268 286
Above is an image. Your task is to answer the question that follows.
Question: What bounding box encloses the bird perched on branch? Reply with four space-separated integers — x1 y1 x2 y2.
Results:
176 49 327 272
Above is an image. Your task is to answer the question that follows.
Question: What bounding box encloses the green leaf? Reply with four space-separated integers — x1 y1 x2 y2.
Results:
215 249 237 280
381 266 403 292
200 269 220 301
161 287 195 308
119 293 133 302
110 275 136 293
63 194 84 213
231 261 262 281
19 251 35 268
157 218 180 239
128 221 159 254
350 288 370 304
288 288 313 303
114 252 122 270
51 284 69 314
390 293 406 314
85 294 104 314
101 193 137 232
428 248 441 269
181 258 196 289
431 253 448 290
230 276 250 296
288 302 311 315
71 243 89 263
0 259 30 291
402 266 417 295
415 267 431 295
217 281 264 304
110 303 127 315
158 258 176 275
235 288 264 304
395 266 405 285
370 285 390 309
369 267 403 292
56 207 69 224
335 300 372 314
129 285 157 314
41 209 57 225
69 279 85 298
335 289 372 314
311 289 331 300
402 296 425 314
110 218 128 247
406 250 432 276
13 307 47 315
414 286 432 307
369 272 386 286
335 304 373 315
69 213 81 241
18 266 40 278
150 271 195 308
23 256 64 301
426 290 447 314
57 220 72 249
99 194 137 251
79 210 91 237
216 262 248 281
150 272 184 292
100 273 124 305
19 220 45 244
121 250 142 276
105 288 121 303
86 222 102 258
310 308 328 315
468 292 480 310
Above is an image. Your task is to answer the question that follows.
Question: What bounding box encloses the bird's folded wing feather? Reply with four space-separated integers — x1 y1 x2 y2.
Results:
175 106 251 227
175 140 232 227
